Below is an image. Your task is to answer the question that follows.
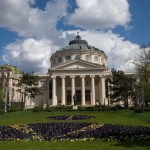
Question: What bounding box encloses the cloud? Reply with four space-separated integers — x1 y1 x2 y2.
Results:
3 38 59 73
0 0 68 39
0 0 139 73
64 30 139 72
68 0 131 30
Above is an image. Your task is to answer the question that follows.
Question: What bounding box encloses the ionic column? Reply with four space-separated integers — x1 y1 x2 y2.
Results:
90 75 95 105
70 76 75 105
61 76 66 105
52 76 57 105
100 75 106 105
80 75 85 106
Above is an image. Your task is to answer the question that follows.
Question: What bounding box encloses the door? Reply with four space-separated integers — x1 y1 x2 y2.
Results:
76 90 81 105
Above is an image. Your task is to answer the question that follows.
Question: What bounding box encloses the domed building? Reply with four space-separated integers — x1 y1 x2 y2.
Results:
0 34 135 109
47 33 111 106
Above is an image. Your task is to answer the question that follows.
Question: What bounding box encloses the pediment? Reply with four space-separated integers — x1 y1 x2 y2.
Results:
52 60 104 70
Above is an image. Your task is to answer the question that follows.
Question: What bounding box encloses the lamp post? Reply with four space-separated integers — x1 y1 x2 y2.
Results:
4 87 8 112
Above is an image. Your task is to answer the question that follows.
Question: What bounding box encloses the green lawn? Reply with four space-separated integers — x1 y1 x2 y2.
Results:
0 109 150 126
0 109 150 150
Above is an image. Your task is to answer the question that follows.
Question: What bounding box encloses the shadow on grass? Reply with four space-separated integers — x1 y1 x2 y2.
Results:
113 140 150 149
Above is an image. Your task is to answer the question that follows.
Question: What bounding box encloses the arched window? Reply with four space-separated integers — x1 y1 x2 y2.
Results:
65 55 71 61
58 57 62 63
94 56 98 62
75 55 80 60
86 55 90 61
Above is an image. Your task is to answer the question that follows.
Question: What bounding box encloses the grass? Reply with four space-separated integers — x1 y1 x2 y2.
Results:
0 140 150 150
0 109 150 126
0 109 150 150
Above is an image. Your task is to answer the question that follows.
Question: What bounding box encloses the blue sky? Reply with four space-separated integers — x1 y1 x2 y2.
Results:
0 0 150 73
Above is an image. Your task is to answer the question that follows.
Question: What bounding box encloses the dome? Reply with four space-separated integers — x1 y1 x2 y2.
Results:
51 33 107 67
55 33 104 53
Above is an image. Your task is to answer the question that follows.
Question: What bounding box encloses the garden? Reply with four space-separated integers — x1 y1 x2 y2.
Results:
0 109 150 150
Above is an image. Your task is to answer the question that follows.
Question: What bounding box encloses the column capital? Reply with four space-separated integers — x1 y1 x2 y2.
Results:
80 75 85 78
61 76 66 79
99 75 105 78
70 75 75 78
90 75 95 78
51 75 56 79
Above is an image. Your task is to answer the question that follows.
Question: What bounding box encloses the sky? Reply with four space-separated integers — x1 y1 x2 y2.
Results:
0 0 150 73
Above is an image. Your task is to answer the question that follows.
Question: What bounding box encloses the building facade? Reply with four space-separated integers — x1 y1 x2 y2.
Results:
47 34 110 107
0 64 23 105
1 34 134 109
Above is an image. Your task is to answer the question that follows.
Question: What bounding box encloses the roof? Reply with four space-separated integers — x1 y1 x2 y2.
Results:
0 64 22 74
53 33 105 55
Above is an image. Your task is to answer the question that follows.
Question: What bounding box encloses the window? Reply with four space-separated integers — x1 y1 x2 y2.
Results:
65 55 71 61
53 59 56 66
75 55 80 60
86 55 90 61
58 57 62 63
94 56 98 62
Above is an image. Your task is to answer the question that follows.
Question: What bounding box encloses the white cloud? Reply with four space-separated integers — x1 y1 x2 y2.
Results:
64 30 139 72
3 38 58 73
0 0 68 39
0 0 139 73
69 0 131 30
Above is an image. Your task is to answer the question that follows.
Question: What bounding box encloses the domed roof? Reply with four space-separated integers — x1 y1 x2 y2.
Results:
54 32 105 54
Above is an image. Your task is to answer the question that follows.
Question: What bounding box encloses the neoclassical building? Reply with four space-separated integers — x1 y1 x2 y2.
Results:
2 34 134 109
0 64 23 105
47 33 110 107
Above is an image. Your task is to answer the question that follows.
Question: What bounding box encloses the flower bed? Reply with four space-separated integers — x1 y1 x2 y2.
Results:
0 123 150 141
47 115 95 120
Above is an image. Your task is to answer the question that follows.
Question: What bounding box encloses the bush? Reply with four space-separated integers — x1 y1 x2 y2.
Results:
33 106 43 112
8 108 20 112
144 107 150 112
78 106 86 111
129 106 135 110
0 109 4 114
112 105 123 111
134 107 143 113
43 107 52 112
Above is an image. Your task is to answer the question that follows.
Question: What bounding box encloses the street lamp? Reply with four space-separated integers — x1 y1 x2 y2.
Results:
4 87 8 112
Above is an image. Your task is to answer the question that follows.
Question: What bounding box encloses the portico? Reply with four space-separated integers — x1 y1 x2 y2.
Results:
51 74 107 106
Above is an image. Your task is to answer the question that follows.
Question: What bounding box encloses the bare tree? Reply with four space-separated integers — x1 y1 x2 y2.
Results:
134 44 150 107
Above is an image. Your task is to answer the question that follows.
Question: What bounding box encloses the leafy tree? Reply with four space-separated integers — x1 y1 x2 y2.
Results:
109 69 136 108
17 72 41 110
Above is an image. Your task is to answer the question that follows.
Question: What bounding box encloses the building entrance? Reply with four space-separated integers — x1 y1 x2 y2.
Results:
85 90 91 105
66 90 91 105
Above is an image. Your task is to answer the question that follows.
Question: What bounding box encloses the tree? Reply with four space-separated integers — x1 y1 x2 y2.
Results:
17 72 41 110
134 44 150 107
109 69 136 108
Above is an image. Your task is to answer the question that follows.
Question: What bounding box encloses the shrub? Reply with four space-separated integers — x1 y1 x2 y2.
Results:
7 106 21 112
78 106 86 111
44 107 52 112
129 106 135 110
0 109 4 114
112 105 123 111
144 107 150 112
134 107 143 113
33 106 43 112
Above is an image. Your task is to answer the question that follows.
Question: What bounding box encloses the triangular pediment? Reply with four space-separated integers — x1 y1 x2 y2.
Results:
52 60 104 70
